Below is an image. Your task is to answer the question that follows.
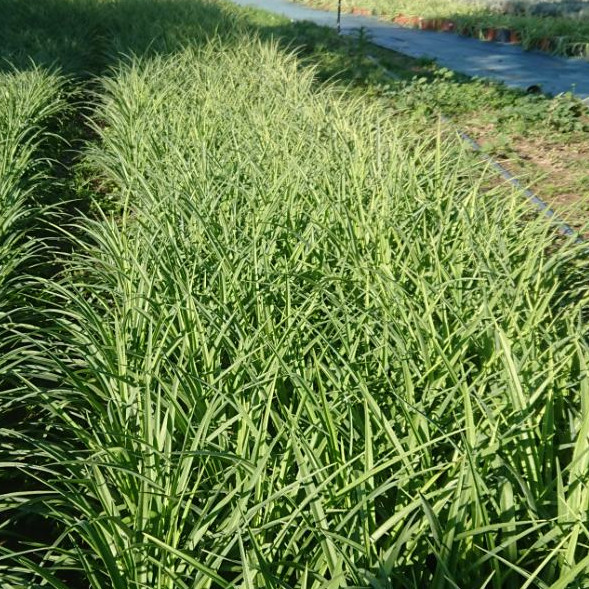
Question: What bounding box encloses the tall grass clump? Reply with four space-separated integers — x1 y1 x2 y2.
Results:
0 67 67 585
0 67 65 376
3 37 589 587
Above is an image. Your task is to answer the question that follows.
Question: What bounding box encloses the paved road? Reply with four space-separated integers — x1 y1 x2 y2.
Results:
230 0 589 98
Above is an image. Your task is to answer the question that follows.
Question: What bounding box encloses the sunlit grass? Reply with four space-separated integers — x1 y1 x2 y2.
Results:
1 33 588 587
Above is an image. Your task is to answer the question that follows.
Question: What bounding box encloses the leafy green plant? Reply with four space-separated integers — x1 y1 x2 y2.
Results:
1 1 589 588
2 32 589 588
0 67 65 371
0 69 67 589
547 91 589 132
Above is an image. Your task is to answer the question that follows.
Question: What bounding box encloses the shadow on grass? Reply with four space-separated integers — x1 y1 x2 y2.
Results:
0 0 396 91
0 0 244 75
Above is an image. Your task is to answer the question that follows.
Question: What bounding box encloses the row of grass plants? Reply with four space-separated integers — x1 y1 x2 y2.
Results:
0 68 65 380
1 0 589 587
0 68 68 586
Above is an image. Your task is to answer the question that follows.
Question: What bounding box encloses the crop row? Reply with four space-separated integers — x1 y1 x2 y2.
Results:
1 27 588 587
1 0 589 586
0 68 65 385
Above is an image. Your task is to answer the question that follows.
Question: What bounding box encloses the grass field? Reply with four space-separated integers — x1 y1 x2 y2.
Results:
1 0 589 587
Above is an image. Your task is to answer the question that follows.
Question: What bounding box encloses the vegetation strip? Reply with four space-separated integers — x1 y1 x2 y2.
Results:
450 120 581 239
1 0 589 587
0 67 67 377
356 35 589 227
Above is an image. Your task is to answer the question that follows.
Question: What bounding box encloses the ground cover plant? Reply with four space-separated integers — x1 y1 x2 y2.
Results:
0 67 66 379
295 0 589 57
2 0 589 587
0 67 69 585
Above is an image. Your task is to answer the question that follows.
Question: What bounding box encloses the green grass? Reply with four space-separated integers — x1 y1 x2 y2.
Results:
0 68 68 587
0 67 66 373
1 0 589 587
275 23 589 225
0 0 246 74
